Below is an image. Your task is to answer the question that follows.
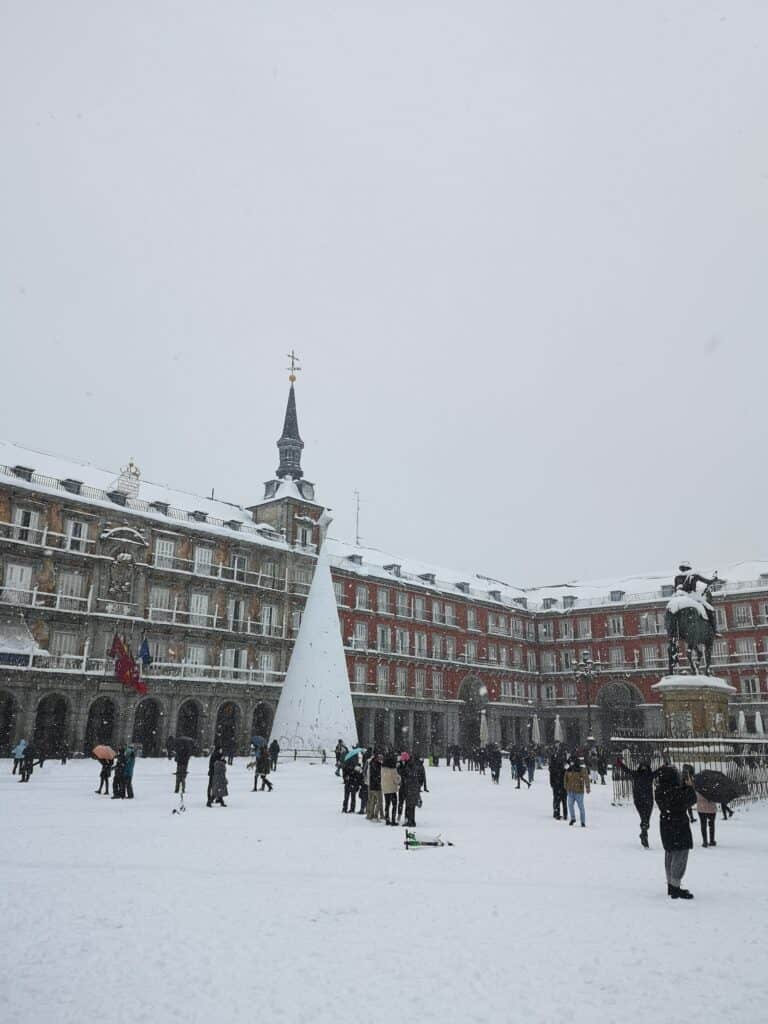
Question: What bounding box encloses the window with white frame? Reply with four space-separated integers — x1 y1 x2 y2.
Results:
415 669 426 697
229 552 247 581
541 651 555 673
396 592 411 617
333 580 345 605
445 636 456 660
2 562 33 604
57 570 84 610
186 644 208 672
488 643 498 662
465 640 477 661
499 646 509 666
741 677 759 696
377 624 391 652
713 639 728 663
291 566 312 589
415 632 428 657
51 631 78 659
734 604 753 627
353 621 369 648
355 585 369 610
525 621 536 640
149 585 172 622
715 607 727 630
221 647 247 676
577 617 592 639
515 680 525 698
354 661 367 686
431 600 443 623
560 620 574 640
432 671 443 698
414 596 426 621
148 638 168 663
542 684 556 702
11 506 41 543
395 628 410 654
377 663 389 694
562 683 576 700
259 651 276 675
642 644 658 667
736 638 757 661
501 679 514 699
444 603 456 626
260 602 279 635
189 591 210 627
512 617 523 637
432 635 443 660
291 608 303 635
760 602 768 625
227 595 247 631
396 667 407 694
609 646 624 667
193 545 213 576
512 647 523 667
527 650 537 672
377 588 390 614
466 607 478 630
606 615 624 637
539 622 553 641
260 561 277 586
64 518 88 552
560 650 573 671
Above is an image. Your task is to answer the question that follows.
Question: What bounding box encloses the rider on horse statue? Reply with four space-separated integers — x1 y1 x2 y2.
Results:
673 561 718 636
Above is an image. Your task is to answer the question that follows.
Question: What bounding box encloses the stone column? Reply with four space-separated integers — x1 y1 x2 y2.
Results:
386 709 396 747
406 709 415 750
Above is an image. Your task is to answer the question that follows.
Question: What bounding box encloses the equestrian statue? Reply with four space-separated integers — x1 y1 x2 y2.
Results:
665 561 718 675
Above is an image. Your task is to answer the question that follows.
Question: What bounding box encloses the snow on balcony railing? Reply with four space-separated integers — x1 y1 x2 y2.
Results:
0 654 285 686
0 586 89 612
149 551 289 592
146 605 285 637
0 519 97 554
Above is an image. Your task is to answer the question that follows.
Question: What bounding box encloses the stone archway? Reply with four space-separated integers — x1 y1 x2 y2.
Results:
34 694 69 755
252 702 274 741
84 697 118 752
596 680 644 743
132 698 163 756
0 691 16 752
214 701 241 754
458 675 489 750
177 700 203 749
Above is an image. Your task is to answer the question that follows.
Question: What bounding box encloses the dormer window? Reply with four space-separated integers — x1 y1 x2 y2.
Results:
661 585 674 598
542 598 557 610
563 595 577 609
610 590 625 603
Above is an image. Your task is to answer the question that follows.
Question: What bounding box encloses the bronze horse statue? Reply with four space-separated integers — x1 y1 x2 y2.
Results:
666 603 715 675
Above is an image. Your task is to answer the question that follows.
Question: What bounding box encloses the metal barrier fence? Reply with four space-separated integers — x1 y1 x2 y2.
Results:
609 735 768 807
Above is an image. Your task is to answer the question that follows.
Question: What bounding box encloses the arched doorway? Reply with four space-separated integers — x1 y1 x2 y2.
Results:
215 701 241 754
596 681 644 743
458 676 488 749
34 694 68 755
0 691 16 752
177 700 202 748
84 698 118 752
252 702 274 741
132 699 162 755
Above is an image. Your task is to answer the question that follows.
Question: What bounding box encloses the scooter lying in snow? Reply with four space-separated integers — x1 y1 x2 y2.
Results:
404 829 453 850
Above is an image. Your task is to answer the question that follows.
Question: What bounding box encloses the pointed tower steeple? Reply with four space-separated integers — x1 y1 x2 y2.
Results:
276 382 304 479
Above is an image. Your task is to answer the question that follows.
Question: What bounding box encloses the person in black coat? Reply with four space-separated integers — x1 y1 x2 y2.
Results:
341 755 361 813
514 749 530 789
269 739 280 771
95 757 112 795
207 746 223 805
617 756 662 847
174 746 190 793
256 745 273 791
488 746 502 784
112 748 127 799
655 765 697 899
549 758 567 820
402 758 421 827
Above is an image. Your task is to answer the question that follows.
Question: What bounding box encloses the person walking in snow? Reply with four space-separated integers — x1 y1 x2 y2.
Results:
124 745 136 799
564 756 590 827
208 754 228 807
207 746 223 804
655 765 696 899
695 789 717 847
402 755 422 828
366 753 384 822
60 740 70 765
95 757 113 795
549 756 568 820
269 739 280 771
597 750 608 785
526 749 536 783
112 747 126 799
381 751 400 825
174 745 190 794
334 739 347 776
19 743 37 783
488 746 502 784
12 738 27 775
256 744 273 791
616 756 660 848
514 749 530 789
341 754 361 813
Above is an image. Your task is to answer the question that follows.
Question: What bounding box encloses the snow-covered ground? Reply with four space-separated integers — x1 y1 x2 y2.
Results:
2 758 766 1023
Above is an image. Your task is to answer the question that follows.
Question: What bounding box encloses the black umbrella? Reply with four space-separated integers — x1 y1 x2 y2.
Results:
174 736 196 758
693 769 748 804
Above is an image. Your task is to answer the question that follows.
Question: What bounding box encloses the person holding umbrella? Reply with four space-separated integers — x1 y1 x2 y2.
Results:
655 765 696 900
93 745 116 795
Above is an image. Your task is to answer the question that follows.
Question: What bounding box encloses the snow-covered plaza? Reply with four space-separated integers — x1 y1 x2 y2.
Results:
2 758 767 1024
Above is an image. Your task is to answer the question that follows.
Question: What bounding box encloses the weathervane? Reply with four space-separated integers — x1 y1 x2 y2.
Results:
286 349 301 383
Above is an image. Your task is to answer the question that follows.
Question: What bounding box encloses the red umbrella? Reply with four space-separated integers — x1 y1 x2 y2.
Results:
92 744 116 760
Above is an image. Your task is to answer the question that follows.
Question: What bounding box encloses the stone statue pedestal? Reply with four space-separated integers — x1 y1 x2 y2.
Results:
651 675 735 737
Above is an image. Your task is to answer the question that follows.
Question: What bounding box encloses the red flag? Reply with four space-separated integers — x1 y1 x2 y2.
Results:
108 633 126 659
111 636 148 695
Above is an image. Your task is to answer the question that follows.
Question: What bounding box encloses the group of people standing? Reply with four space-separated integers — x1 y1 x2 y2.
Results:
337 742 426 827
94 746 136 798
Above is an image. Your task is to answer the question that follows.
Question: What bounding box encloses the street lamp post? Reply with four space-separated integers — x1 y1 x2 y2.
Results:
574 654 600 744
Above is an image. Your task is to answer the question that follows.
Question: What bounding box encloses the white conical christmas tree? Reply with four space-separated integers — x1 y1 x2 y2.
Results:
270 523 358 754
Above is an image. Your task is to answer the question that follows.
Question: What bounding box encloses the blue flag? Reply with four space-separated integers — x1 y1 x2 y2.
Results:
138 638 152 667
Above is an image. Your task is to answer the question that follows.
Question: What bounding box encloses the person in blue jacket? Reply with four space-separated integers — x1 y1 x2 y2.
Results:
12 738 27 775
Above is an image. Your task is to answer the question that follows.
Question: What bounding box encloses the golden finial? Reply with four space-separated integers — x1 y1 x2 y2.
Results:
286 349 301 383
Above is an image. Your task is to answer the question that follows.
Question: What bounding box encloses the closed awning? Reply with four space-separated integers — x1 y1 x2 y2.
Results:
0 620 47 665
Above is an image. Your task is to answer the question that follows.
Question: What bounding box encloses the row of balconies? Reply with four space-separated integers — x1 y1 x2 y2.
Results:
0 652 286 687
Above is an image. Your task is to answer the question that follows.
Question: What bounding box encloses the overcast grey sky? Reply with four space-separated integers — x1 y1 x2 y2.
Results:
2 2 766 586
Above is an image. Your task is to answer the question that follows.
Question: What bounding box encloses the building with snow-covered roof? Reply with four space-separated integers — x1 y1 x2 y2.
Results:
1 380 768 757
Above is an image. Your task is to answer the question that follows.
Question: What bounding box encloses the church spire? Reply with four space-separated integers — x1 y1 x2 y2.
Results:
276 351 304 479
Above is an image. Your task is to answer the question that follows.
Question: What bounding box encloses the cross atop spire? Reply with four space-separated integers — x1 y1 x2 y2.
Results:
286 349 301 384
